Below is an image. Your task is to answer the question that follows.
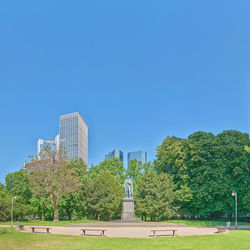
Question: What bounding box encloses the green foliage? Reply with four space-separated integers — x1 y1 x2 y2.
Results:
5 169 32 204
136 172 177 220
58 159 88 220
126 160 155 184
89 158 125 183
156 136 190 186
245 145 250 153
68 158 87 178
27 146 80 222
0 190 32 221
13 203 32 220
126 159 143 184
85 172 123 220
174 184 193 215
217 130 250 214
0 191 11 220
0 228 7 235
155 136 192 214
29 196 54 220
2 129 249 222
187 131 228 217
156 130 250 218
59 192 85 220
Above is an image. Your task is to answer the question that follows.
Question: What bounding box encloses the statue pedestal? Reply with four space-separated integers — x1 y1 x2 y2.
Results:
121 198 136 222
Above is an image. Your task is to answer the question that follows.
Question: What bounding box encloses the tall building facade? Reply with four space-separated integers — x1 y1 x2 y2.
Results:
59 112 88 164
37 135 60 159
127 151 147 165
105 149 123 162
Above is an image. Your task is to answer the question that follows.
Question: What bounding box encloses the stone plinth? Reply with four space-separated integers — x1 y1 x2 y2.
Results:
121 198 136 222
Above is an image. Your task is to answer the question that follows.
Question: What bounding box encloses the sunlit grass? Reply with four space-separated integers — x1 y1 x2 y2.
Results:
0 227 249 250
0 219 99 227
0 219 249 227
160 219 249 227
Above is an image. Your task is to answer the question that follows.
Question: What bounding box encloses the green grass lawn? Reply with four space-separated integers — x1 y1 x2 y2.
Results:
0 219 248 227
0 219 98 227
0 228 249 250
160 219 249 227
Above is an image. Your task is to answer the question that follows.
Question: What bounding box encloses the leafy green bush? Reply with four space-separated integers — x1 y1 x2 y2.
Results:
0 228 7 235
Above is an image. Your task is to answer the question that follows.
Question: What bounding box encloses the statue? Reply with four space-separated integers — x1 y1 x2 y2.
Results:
121 175 136 221
124 176 133 198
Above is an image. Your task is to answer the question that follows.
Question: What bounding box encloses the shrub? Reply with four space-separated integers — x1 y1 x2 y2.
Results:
0 228 8 235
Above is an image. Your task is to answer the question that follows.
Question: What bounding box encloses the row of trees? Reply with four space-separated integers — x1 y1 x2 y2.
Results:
0 155 177 222
156 130 250 219
0 130 249 222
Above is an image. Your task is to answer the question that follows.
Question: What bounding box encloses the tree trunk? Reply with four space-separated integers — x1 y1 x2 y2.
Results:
67 209 71 220
106 213 111 221
53 209 59 222
51 194 59 222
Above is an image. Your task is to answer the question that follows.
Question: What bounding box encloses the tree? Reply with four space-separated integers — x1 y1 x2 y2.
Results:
13 202 32 220
155 130 250 219
245 145 250 154
85 172 123 220
126 159 143 184
155 136 192 216
126 159 155 198
89 158 125 183
0 190 11 221
5 169 32 204
26 146 80 222
243 145 250 212
58 159 88 220
156 136 190 187
215 130 250 216
136 172 177 221
68 158 87 178
185 130 250 218
187 131 227 218
0 190 32 221
29 195 54 221
59 192 84 220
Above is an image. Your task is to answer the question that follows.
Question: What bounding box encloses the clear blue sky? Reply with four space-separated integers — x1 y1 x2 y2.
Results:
0 1 249 183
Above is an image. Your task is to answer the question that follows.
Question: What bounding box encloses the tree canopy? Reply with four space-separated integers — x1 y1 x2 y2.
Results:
84 171 123 220
136 172 177 221
155 130 250 219
89 158 125 183
1 129 249 222
26 146 80 222
5 169 32 204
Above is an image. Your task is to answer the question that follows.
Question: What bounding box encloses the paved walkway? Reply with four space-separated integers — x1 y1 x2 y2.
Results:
0 224 222 238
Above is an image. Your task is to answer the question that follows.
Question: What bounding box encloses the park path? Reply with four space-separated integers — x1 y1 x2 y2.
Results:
0 224 222 238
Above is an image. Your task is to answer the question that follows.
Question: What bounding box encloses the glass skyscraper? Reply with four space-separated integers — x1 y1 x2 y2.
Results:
59 112 88 164
127 151 147 165
105 149 123 162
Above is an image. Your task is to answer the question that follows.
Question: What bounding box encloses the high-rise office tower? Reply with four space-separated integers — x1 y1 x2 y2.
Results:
105 149 123 162
37 135 60 159
127 151 147 165
59 112 88 164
